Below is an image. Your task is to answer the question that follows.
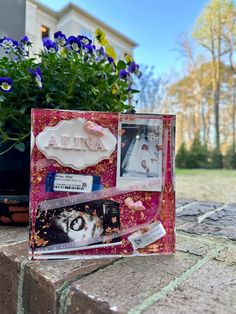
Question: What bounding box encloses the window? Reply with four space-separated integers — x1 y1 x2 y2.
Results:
41 25 50 39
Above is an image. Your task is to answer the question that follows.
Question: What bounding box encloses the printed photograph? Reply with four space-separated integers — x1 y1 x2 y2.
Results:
34 199 120 249
117 118 163 190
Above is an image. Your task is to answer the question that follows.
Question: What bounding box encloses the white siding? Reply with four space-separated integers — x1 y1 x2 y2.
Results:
26 0 135 57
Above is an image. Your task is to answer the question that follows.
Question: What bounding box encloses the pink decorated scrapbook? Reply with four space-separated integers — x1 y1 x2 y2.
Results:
29 109 175 259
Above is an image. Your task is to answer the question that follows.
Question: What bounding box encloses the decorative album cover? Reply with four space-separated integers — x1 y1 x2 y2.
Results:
29 109 175 259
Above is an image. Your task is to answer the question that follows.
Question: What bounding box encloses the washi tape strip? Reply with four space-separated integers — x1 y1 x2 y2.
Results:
39 179 161 211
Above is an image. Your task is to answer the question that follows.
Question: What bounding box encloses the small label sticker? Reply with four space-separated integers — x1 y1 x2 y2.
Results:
128 221 166 250
53 173 94 193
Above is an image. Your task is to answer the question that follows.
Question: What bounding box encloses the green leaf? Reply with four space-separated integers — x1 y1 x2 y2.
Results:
117 60 126 71
131 89 140 94
0 96 6 103
15 142 25 152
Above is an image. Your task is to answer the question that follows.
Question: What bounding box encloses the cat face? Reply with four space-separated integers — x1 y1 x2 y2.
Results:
55 208 103 243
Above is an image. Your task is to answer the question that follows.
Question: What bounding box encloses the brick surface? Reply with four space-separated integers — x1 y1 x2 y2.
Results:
0 225 28 246
145 258 236 314
1 200 236 314
0 227 117 314
23 258 117 314
66 253 200 313
0 241 27 314
176 233 217 256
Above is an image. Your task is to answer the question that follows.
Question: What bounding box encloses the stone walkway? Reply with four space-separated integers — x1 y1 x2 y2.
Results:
0 199 235 314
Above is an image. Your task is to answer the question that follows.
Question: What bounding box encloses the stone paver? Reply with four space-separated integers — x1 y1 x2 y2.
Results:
176 199 197 209
177 201 236 241
177 201 224 222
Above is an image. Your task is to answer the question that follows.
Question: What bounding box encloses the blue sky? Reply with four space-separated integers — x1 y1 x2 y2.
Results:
38 0 209 76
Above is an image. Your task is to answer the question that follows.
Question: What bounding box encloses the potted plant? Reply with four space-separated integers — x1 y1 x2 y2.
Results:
0 29 141 195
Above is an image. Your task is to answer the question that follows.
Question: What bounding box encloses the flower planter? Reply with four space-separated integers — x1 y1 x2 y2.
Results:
0 141 29 224
0 29 141 224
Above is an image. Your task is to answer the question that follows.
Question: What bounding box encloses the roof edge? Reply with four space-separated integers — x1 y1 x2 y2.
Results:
31 0 138 47
59 3 138 47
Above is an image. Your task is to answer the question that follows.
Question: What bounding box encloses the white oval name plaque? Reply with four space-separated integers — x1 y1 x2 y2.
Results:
36 119 117 170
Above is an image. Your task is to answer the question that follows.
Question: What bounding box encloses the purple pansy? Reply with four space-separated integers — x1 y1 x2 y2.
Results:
128 61 139 73
29 67 43 89
68 36 81 52
98 46 106 57
118 69 128 79
0 77 13 92
0 37 18 53
78 35 92 47
21 36 32 46
107 56 114 64
54 31 67 47
85 44 94 54
43 38 58 53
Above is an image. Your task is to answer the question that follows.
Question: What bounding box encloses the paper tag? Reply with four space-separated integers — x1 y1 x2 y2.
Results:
128 221 166 250
53 173 94 193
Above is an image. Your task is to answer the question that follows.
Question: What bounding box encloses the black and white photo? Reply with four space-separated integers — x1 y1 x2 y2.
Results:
117 117 163 191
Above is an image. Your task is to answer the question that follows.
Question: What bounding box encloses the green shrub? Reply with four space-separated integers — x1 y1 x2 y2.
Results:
223 145 236 169
209 148 223 169
176 143 188 168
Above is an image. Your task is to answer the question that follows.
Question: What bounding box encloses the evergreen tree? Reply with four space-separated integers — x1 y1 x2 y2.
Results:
176 143 188 168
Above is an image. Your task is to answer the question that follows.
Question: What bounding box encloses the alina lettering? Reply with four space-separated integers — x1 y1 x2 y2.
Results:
45 135 107 151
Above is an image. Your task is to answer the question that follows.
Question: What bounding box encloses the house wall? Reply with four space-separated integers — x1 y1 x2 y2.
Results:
25 0 135 58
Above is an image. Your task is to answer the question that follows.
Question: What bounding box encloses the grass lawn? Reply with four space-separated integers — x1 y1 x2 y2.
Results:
176 168 236 203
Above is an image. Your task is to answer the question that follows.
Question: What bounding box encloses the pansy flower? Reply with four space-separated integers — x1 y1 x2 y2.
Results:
95 28 108 46
106 45 116 61
78 35 92 47
54 31 67 47
43 38 58 53
68 36 81 52
125 54 133 64
111 83 119 95
98 46 106 57
21 36 32 46
85 44 94 54
0 77 13 92
0 37 18 53
118 69 128 79
29 67 43 89
128 61 139 73
107 56 114 64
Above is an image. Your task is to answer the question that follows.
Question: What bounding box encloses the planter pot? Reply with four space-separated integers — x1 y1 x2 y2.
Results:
0 141 29 224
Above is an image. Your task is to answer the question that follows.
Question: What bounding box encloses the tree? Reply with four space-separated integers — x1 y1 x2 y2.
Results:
134 65 169 113
224 145 236 168
220 4 236 155
176 143 189 168
192 0 234 152
188 134 209 168
168 62 228 148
